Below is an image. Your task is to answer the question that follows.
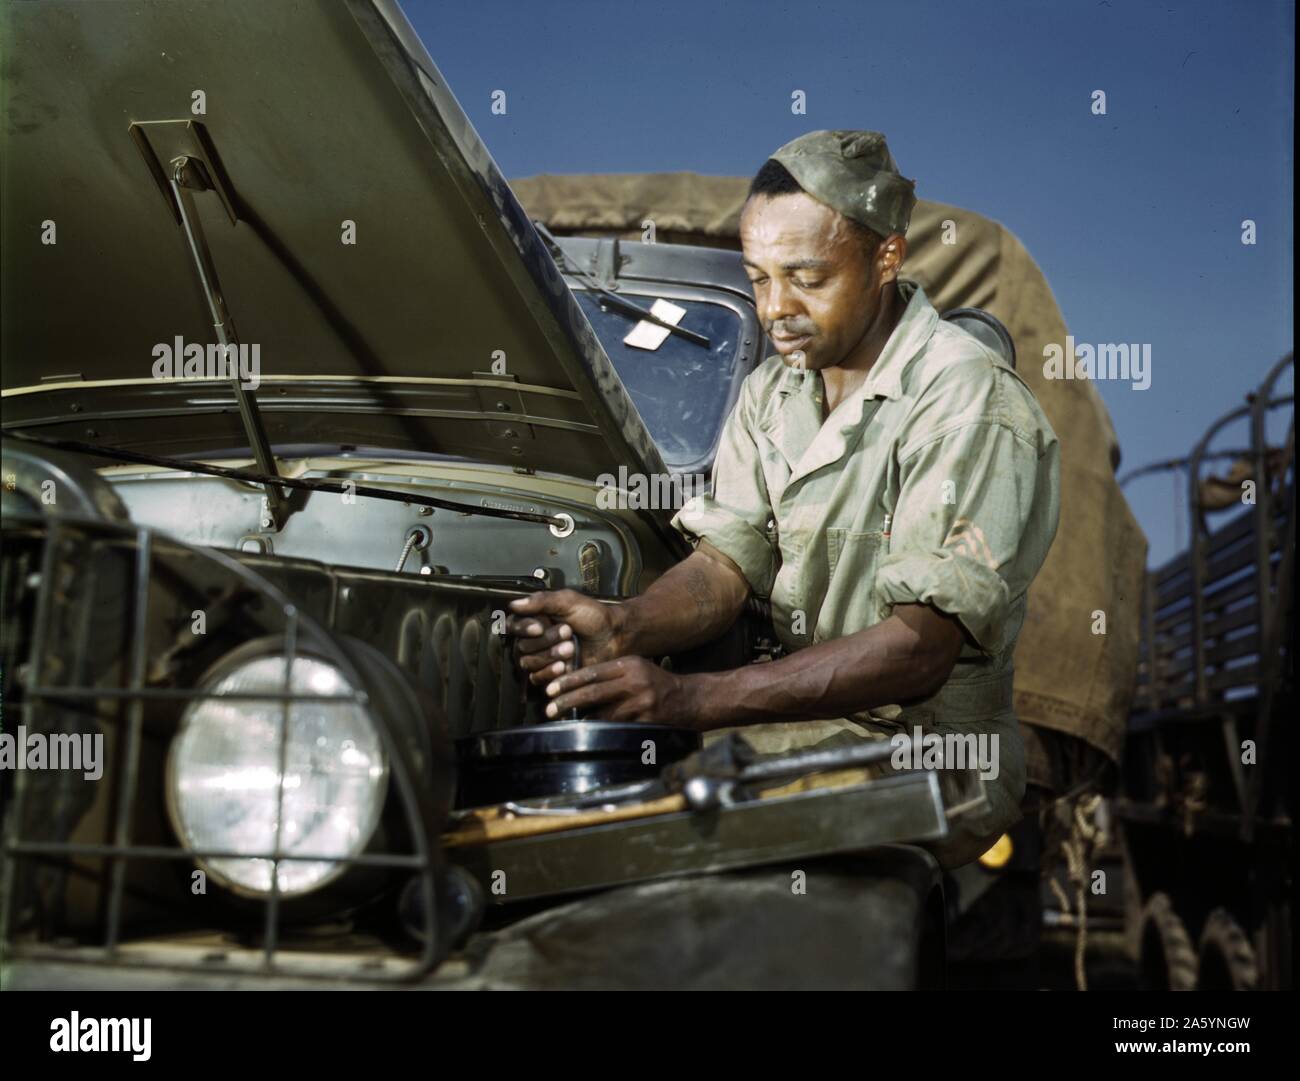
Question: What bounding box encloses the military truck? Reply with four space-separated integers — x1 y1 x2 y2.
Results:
1 0 1038 991
1116 354 1293 991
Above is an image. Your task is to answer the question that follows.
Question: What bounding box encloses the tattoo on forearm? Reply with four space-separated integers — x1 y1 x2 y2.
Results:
684 566 715 619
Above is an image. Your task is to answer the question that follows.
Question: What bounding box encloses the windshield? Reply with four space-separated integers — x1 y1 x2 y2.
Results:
574 289 740 471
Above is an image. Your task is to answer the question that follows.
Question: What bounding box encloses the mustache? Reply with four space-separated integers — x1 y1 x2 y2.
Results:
766 318 819 338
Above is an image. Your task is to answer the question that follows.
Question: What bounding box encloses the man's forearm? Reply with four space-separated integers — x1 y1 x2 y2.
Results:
614 548 748 657
685 605 963 730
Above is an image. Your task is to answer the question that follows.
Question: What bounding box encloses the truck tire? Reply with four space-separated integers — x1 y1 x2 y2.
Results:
1137 892 1198 990
1196 908 1258 991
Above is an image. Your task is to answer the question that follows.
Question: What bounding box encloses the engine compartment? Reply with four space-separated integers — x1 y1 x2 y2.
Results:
104 456 665 596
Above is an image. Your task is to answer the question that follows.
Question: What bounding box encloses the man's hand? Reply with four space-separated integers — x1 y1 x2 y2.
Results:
506 590 623 686
507 545 750 688
541 655 699 726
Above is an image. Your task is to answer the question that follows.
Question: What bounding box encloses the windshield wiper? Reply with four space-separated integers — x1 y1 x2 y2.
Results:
535 222 711 348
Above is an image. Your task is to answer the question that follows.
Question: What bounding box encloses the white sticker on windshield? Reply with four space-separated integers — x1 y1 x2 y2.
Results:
623 299 687 352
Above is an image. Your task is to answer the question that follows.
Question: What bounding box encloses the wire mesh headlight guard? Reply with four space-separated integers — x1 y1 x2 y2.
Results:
0 514 450 983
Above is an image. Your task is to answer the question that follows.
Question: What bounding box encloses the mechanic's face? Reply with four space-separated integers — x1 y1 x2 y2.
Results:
740 192 903 371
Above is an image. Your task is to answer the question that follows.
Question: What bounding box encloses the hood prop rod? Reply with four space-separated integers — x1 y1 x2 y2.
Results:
168 154 290 531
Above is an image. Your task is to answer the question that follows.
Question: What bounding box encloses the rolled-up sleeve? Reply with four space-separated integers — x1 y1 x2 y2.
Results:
875 416 1060 655
671 382 777 597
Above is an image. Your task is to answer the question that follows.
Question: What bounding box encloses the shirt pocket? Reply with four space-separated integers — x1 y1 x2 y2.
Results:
819 527 887 639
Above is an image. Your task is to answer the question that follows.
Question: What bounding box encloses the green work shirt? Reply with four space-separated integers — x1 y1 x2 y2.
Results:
671 279 1061 855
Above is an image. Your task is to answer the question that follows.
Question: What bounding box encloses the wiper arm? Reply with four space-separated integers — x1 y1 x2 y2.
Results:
591 289 713 348
535 222 711 348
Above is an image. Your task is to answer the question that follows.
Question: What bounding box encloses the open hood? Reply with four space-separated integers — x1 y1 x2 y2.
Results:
0 0 667 484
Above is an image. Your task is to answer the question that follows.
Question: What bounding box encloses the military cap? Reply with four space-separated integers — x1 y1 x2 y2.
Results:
769 130 916 237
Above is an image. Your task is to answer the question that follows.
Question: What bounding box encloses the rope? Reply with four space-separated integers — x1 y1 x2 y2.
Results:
1043 791 1108 991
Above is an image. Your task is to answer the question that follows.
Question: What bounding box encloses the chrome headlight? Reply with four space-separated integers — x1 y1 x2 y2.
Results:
166 651 389 899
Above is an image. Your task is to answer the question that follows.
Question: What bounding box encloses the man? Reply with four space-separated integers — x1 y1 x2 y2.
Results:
508 130 1061 866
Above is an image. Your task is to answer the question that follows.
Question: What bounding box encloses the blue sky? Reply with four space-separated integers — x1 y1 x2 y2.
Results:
407 0 1294 567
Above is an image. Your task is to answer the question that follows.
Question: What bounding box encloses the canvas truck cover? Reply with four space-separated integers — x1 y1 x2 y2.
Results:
512 172 1147 767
